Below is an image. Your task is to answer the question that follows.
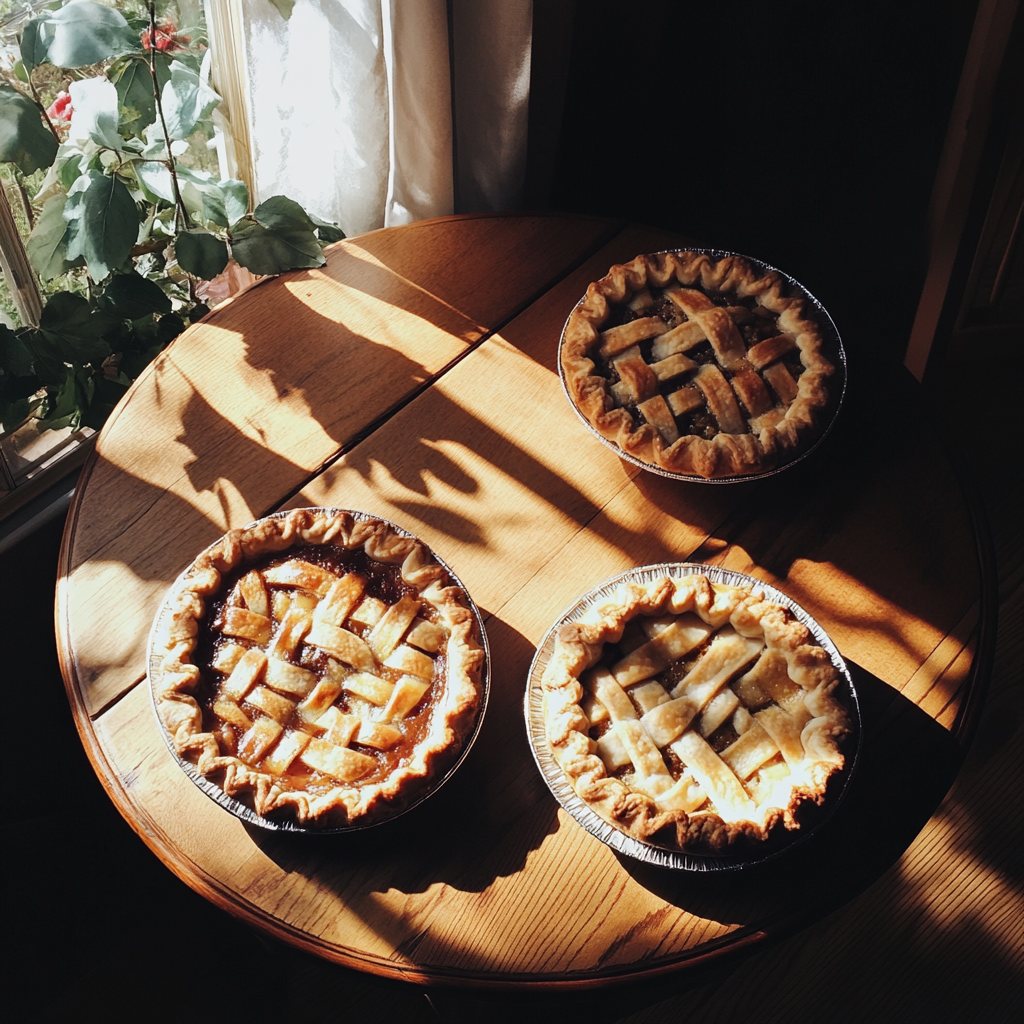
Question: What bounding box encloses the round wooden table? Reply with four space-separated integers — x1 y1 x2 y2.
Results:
56 214 994 989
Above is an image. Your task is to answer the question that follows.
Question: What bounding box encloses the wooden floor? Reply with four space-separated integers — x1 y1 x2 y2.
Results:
2 358 1020 1023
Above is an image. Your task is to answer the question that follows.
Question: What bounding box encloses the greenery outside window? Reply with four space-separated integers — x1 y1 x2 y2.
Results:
0 0 339 523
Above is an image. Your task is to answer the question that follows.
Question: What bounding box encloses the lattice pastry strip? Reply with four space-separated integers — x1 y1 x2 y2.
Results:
207 557 446 783
541 573 850 851
585 628 773 813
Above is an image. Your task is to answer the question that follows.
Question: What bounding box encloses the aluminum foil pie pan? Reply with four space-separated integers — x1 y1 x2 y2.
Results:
148 508 491 834
525 562 861 871
557 248 847 484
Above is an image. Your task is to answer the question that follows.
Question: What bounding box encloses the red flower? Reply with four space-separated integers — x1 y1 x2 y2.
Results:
46 91 72 122
141 18 190 51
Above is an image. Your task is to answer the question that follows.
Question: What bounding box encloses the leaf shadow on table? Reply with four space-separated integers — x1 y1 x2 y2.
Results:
320 377 745 583
611 661 964 946
71 234 492 570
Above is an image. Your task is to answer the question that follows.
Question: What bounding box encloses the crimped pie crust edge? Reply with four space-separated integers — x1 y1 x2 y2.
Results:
540 572 851 852
560 251 834 478
150 508 484 826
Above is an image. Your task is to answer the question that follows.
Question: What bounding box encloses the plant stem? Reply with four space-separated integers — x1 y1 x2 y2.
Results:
130 237 171 257
25 70 60 143
4 166 35 230
14 174 34 230
146 1 188 233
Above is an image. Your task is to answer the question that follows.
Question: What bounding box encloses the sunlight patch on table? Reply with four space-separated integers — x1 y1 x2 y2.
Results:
303 249 487 342
306 439 626 618
99 334 336 482
704 548 946 690
284 277 471 350
437 336 635 501
61 562 173 708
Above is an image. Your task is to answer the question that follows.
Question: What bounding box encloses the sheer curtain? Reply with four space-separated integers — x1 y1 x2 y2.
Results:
227 0 533 236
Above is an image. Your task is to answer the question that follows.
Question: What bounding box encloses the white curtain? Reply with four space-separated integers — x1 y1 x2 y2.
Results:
236 0 533 236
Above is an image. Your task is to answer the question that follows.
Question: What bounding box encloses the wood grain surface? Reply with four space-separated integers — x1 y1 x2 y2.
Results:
55 215 993 989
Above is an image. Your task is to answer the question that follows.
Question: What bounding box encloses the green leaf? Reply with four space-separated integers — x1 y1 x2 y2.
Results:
0 369 42 401
17 328 66 388
56 146 86 191
19 15 54 73
311 214 345 243
140 124 188 160
64 171 139 281
1 393 40 433
228 220 320 275
26 194 84 281
160 60 220 140
39 293 117 364
173 51 201 73
0 326 44 425
68 77 124 151
97 272 173 319
117 343 162 381
113 56 154 137
154 313 186 345
220 179 249 223
124 313 185 372
268 0 296 17
44 326 112 366
179 177 224 227
40 364 81 431
34 2 136 69
0 324 36 376
111 54 171 139
40 292 104 337
173 171 247 228
0 86 57 173
81 375 130 430
77 365 97 408
228 196 325 275
131 158 175 203
175 230 228 279
0 385 41 430
254 195 316 233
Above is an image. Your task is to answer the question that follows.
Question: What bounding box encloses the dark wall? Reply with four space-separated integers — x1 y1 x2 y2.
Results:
547 0 979 361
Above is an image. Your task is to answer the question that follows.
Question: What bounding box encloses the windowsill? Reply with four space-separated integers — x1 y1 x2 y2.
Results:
0 423 96 553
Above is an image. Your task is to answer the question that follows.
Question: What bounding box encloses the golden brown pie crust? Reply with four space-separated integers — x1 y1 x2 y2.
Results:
561 251 835 478
151 508 484 826
541 572 850 852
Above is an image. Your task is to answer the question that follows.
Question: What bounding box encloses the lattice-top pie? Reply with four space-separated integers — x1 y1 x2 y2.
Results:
152 509 485 826
561 251 835 478
541 572 851 852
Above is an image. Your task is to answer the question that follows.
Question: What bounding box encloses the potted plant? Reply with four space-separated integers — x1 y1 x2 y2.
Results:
0 0 337 500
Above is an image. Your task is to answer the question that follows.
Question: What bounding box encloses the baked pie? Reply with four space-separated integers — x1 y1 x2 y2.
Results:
560 251 836 478
152 509 485 826
541 571 851 852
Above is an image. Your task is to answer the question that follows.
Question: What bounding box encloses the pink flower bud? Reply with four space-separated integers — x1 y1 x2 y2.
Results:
45 91 72 122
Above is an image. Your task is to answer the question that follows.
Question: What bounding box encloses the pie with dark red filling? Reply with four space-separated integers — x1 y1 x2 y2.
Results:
560 251 835 478
541 573 850 852
152 509 484 826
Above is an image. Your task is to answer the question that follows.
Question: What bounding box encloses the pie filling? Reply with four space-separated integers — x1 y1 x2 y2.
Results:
596 291 805 441
152 510 484 826
560 252 835 478
196 546 449 796
541 573 851 852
